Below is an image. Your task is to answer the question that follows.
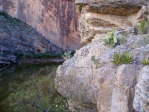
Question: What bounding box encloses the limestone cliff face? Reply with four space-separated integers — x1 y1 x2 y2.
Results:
56 0 149 112
0 0 81 50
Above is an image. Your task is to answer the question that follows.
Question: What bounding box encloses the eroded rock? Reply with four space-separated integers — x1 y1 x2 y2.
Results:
56 0 149 112
76 0 147 44
56 32 149 111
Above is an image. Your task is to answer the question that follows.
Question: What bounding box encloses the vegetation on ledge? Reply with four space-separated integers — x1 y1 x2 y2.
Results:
113 52 133 65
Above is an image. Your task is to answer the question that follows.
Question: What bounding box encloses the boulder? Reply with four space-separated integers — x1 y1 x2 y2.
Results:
56 33 149 111
133 66 149 112
56 0 149 112
110 64 138 112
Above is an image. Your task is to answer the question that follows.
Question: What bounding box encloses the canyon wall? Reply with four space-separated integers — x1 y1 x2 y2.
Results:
56 0 149 112
0 0 81 50
0 13 61 55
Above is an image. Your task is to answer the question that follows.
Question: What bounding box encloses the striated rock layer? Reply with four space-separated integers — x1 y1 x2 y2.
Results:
56 0 149 112
74 0 147 44
0 0 82 50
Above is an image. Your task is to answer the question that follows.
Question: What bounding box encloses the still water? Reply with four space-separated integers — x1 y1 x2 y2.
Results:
0 64 69 112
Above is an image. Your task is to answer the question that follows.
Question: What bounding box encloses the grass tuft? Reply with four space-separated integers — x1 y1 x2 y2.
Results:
112 52 133 65
142 59 149 66
139 20 149 34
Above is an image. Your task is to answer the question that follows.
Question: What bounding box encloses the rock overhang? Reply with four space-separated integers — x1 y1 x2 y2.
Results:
67 0 145 16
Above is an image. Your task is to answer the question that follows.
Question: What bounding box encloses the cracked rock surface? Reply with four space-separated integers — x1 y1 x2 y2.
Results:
56 0 149 112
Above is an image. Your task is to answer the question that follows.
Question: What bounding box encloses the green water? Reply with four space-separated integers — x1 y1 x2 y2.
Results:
0 64 69 112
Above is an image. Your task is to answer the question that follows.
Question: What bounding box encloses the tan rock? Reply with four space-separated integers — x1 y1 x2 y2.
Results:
74 0 147 44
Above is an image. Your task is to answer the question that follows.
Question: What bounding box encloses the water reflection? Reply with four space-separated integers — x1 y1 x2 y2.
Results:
0 64 69 112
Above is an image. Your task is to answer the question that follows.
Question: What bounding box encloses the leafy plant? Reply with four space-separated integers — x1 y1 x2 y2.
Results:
139 20 149 34
104 29 119 48
62 51 73 60
142 59 149 66
113 52 133 65
91 56 100 68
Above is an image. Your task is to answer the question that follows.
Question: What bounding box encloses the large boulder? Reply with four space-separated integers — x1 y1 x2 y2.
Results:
56 0 149 112
56 33 149 111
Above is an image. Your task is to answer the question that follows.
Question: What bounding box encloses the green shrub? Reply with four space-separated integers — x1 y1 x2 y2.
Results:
104 29 119 48
62 51 73 60
91 56 100 68
142 59 149 66
139 20 149 34
113 52 133 65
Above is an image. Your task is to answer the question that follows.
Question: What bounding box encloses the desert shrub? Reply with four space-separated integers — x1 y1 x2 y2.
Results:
91 56 99 65
113 52 133 65
62 51 73 60
91 56 100 68
139 20 149 34
142 59 149 66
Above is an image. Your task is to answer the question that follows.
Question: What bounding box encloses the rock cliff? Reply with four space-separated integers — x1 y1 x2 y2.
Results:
56 0 149 112
0 12 61 55
0 0 81 50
